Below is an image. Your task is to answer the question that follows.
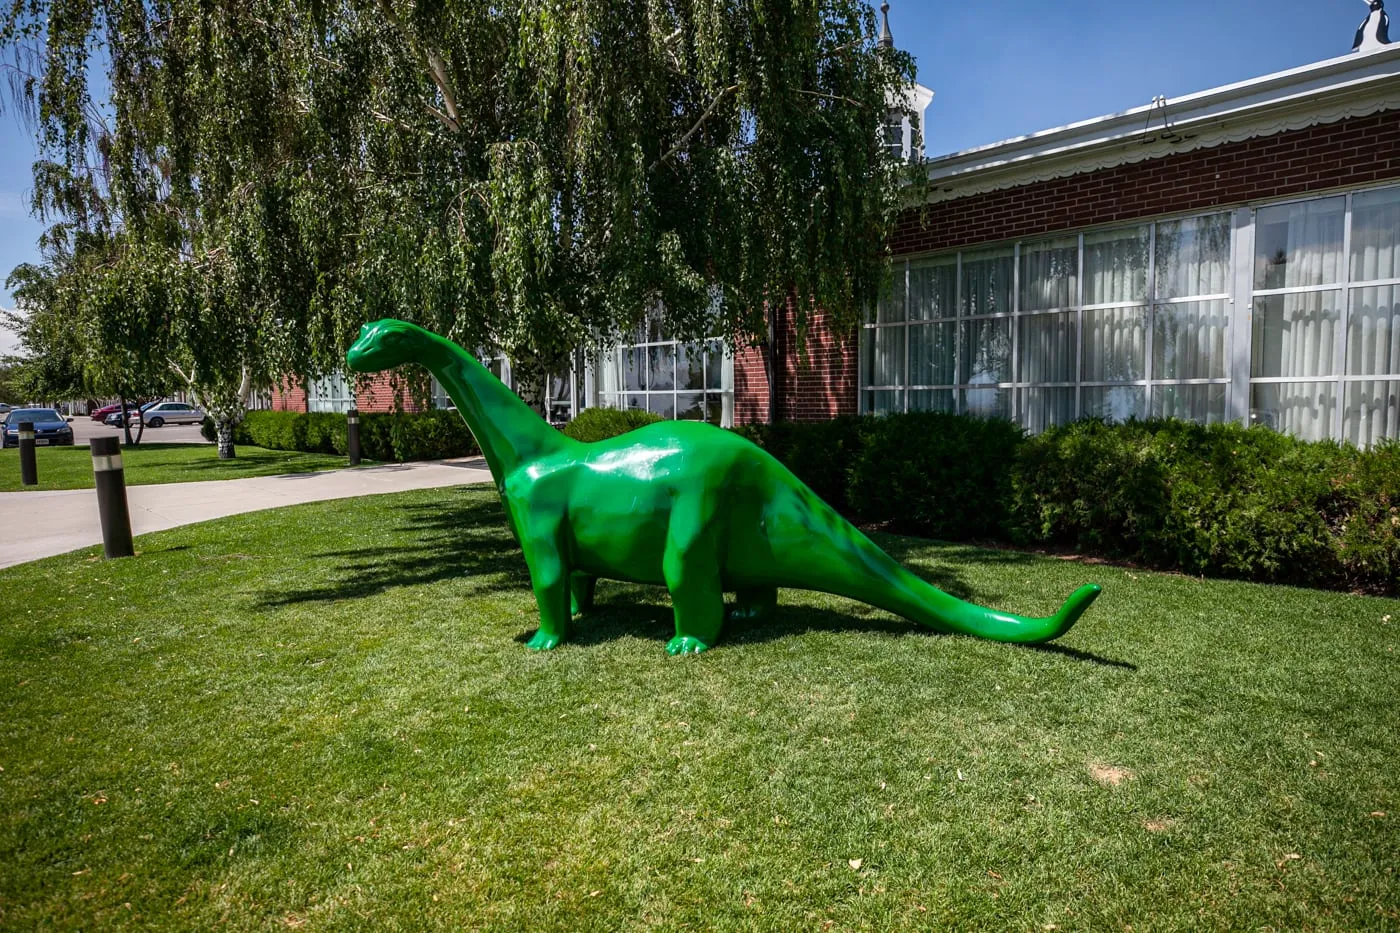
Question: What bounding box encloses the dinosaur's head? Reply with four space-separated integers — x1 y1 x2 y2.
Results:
346 318 423 373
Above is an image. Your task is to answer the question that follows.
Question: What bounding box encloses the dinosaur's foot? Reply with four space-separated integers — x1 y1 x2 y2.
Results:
665 635 712 656
526 629 564 651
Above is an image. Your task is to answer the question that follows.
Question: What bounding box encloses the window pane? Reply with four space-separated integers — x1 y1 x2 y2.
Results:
704 394 725 425
1020 237 1079 311
647 345 675 391
1251 291 1341 378
548 402 572 423
1254 197 1344 289
676 393 705 420
1083 385 1146 422
625 393 646 410
1084 225 1148 305
961 387 1012 419
1083 307 1147 382
705 340 724 390
647 393 676 419
960 317 1012 384
865 390 903 414
547 373 571 405
1350 185 1400 283
909 258 957 320
1022 387 1075 433
1250 383 1336 441
863 326 906 386
908 322 955 385
623 348 644 391
677 342 706 389
1019 312 1075 383
961 249 1015 316
1344 380 1400 447
1151 384 1227 423
1347 285 1400 376
909 389 956 412
876 268 906 323
1154 300 1228 380
1156 213 1231 299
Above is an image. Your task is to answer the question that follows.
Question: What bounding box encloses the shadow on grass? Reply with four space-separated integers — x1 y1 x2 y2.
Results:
258 493 1129 669
253 498 530 608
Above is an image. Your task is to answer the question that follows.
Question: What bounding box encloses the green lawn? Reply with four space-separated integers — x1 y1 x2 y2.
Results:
0 443 362 492
1 487 1396 930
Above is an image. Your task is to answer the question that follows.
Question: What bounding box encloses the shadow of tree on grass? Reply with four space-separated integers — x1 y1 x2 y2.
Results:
252 498 529 608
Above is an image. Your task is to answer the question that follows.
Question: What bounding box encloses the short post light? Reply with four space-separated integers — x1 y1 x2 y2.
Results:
90 436 135 559
18 421 38 486
346 407 362 467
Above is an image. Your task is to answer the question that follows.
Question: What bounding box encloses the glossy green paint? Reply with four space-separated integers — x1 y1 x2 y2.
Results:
347 319 1102 655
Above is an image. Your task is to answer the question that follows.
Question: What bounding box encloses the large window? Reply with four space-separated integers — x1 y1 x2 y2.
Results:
594 319 734 427
865 183 1400 444
307 372 355 413
1250 188 1400 444
864 211 1232 431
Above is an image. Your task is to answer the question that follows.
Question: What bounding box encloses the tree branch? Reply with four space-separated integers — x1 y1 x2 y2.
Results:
651 83 739 171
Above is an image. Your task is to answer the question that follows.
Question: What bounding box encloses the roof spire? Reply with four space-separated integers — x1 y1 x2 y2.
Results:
879 2 895 50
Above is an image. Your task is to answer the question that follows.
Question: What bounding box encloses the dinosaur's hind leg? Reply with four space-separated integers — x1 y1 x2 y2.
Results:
662 495 725 656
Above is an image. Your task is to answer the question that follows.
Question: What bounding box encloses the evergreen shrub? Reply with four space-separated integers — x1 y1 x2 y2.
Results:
562 407 664 443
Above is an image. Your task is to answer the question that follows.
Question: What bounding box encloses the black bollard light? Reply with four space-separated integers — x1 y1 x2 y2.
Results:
18 421 38 486
90 436 135 559
346 407 362 467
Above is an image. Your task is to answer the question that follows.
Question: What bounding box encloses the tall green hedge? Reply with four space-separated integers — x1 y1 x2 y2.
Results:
207 410 480 463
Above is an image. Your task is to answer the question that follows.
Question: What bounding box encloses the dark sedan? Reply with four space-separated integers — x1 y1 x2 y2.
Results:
1 408 76 448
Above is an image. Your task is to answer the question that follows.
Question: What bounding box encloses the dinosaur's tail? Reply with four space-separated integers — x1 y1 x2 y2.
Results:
765 484 1100 645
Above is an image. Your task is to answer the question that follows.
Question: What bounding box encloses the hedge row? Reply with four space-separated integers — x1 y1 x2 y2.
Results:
205 410 479 463
736 414 1399 596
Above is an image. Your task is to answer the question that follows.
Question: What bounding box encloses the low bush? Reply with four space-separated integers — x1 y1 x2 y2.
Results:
562 406 664 443
734 417 863 514
1008 419 1400 593
850 412 1024 540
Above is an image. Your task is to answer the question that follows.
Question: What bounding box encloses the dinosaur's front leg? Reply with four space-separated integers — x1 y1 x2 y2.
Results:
570 573 597 616
520 522 571 652
730 586 778 623
662 494 725 656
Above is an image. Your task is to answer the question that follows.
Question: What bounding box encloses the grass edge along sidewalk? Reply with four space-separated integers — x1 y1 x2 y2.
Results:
0 485 1396 930
0 443 364 492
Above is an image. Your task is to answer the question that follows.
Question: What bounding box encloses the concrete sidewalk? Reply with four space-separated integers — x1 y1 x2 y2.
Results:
0 458 494 569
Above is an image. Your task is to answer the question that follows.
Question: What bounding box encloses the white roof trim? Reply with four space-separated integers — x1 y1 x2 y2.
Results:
921 45 1400 204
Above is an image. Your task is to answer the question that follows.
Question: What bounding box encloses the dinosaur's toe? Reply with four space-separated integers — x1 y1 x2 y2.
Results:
526 629 564 651
666 635 711 656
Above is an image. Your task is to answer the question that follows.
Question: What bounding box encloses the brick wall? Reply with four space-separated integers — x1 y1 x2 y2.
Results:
891 109 1400 256
732 298 860 424
270 378 306 412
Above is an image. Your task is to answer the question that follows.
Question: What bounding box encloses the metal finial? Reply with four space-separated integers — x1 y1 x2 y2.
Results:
879 2 894 50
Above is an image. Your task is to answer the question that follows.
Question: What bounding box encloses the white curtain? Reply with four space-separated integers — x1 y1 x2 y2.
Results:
1345 381 1399 446
1020 238 1078 311
1084 226 1148 305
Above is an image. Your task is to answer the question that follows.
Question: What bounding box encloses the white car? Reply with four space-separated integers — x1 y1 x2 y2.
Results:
122 401 206 427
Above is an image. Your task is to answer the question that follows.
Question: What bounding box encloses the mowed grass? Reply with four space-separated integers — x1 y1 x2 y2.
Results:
0 443 363 492
0 486 1397 931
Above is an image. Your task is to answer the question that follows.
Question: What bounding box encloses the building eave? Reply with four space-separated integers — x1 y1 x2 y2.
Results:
921 44 1400 204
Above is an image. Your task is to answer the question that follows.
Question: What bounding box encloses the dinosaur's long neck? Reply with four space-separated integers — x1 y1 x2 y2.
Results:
414 331 569 484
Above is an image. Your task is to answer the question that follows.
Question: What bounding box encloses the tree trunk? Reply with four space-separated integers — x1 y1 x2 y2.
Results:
216 419 236 459
120 394 133 445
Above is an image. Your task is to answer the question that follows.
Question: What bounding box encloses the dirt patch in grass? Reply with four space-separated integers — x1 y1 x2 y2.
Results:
1089 762 1135 787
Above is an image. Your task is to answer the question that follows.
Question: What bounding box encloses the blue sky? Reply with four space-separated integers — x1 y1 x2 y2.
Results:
0 0 1370 355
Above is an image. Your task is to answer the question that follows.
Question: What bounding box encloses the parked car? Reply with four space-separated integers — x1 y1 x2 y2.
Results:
0 403 13 415
90 403 127 422
105 402 155 427
1 408 75 448
140 401 206 427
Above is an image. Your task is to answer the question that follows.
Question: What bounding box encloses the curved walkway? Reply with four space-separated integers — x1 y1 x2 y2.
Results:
0 458 494 570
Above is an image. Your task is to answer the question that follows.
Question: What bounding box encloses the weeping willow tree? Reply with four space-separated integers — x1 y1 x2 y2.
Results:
2 0 918 441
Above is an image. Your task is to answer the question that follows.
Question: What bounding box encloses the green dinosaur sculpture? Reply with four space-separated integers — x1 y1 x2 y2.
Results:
347 319 1101 655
